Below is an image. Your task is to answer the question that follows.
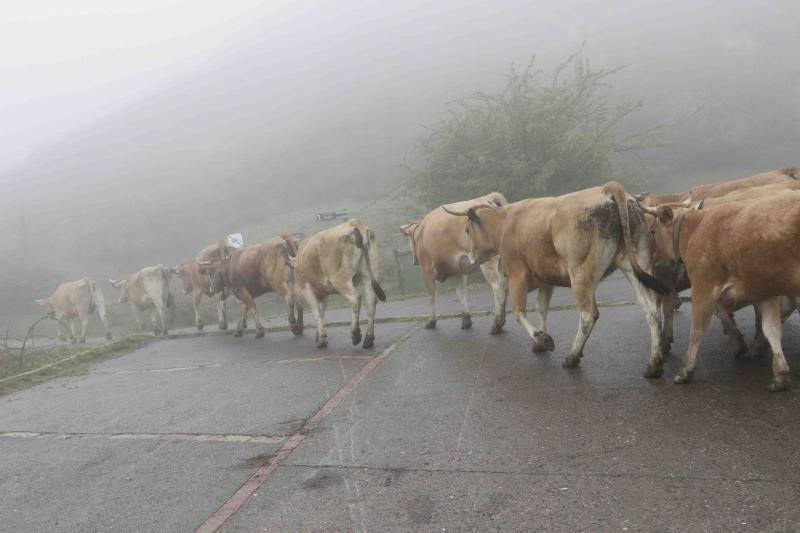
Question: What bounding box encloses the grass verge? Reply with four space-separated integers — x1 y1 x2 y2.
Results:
0 335 153 396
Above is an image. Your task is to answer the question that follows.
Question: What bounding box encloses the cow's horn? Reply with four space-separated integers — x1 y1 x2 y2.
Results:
636 201 659 216
441 205 468 216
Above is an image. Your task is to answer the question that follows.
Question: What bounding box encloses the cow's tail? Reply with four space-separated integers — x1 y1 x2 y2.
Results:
351 226 387 302
160 266 175 308
603 182 668 294
781 165 799 180
85 279 97 314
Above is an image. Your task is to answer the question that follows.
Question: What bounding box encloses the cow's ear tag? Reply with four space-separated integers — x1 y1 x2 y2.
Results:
691 199 704 211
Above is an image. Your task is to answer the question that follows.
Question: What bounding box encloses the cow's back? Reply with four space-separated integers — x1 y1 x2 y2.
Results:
689 168 793 201
226 237 288 296
50 278 97 317
686 192 800 301
296 220 364 293
196 240 231 263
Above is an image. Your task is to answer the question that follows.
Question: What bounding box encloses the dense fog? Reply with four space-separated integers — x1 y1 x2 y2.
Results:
1 0 798 326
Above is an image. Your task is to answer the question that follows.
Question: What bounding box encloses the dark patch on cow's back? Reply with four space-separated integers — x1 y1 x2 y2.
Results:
575 200 622 240
626 198 646 236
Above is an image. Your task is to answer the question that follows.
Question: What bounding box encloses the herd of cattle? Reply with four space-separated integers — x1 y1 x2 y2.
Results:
36 165 800 390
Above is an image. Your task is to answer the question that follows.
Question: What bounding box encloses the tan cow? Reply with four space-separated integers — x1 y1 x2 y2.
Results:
400 192 508 333
200 235 303 338
109 265 174 336
651 178 800 355
445 182 668 376
636 166 798 207
643 192 800 391
294 218 386 349
35 278 111 342
173 240 233 331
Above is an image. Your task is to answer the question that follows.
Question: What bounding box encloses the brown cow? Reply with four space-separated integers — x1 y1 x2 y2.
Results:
643 192 800 391
636 166 798 207
445 182 668 376
202 235 303 338
35 278 111 342
109 265 174 336
652 179 800 355
294 219 386 349
173 240 233 331
400 192 508 333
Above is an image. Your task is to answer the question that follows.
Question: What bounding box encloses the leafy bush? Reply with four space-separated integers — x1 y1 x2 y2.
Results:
407 50 665 206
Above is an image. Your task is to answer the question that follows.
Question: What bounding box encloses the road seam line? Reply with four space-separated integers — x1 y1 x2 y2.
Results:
280 462 800 486
0 431 286 444
195 323 421 533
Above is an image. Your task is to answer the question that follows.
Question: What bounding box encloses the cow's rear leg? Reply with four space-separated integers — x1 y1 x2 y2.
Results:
332 280 363 345
76 310 90 343
301 286 328 348
532 285 555 352
217 296 228 330
54 317 71 342
564 279 598 369
363 280 378 349
748 298 795 357
237 289 265 338
674 289 715 384
716 307 747 357
618 262 665 378
151 310 162 336
508 275 541 351
756 297 792 391
282 288 304 336
423 276 437 329
481 256 507 335
660 291 675 353
192 292 204 331
92 288 112 341
456 274 472 330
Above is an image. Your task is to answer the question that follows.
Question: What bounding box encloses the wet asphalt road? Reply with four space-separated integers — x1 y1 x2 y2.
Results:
1 275 800 532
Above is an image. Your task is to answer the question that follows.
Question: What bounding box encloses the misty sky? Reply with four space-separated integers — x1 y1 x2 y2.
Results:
0 0 278 169
5 0 796 173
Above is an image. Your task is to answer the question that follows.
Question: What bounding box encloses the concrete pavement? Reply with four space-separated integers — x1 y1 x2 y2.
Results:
1 276 799 531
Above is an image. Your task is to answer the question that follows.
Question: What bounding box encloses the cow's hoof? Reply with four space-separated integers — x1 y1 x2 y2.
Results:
643 362 664 379
673 368 694 384
490 323 504 335
768 377 791 392
162 330 169 337
673 298 682 311
461 314 472 330
197 323 204 331
351 330 362 346
562 354 581 368
362 334 375 349
233 329 244 337
105 332 113 341
424 319 437 330
316 336 328 349
291 324 304 336
255 329 265 339
218 322 228 331
532 332 555 353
